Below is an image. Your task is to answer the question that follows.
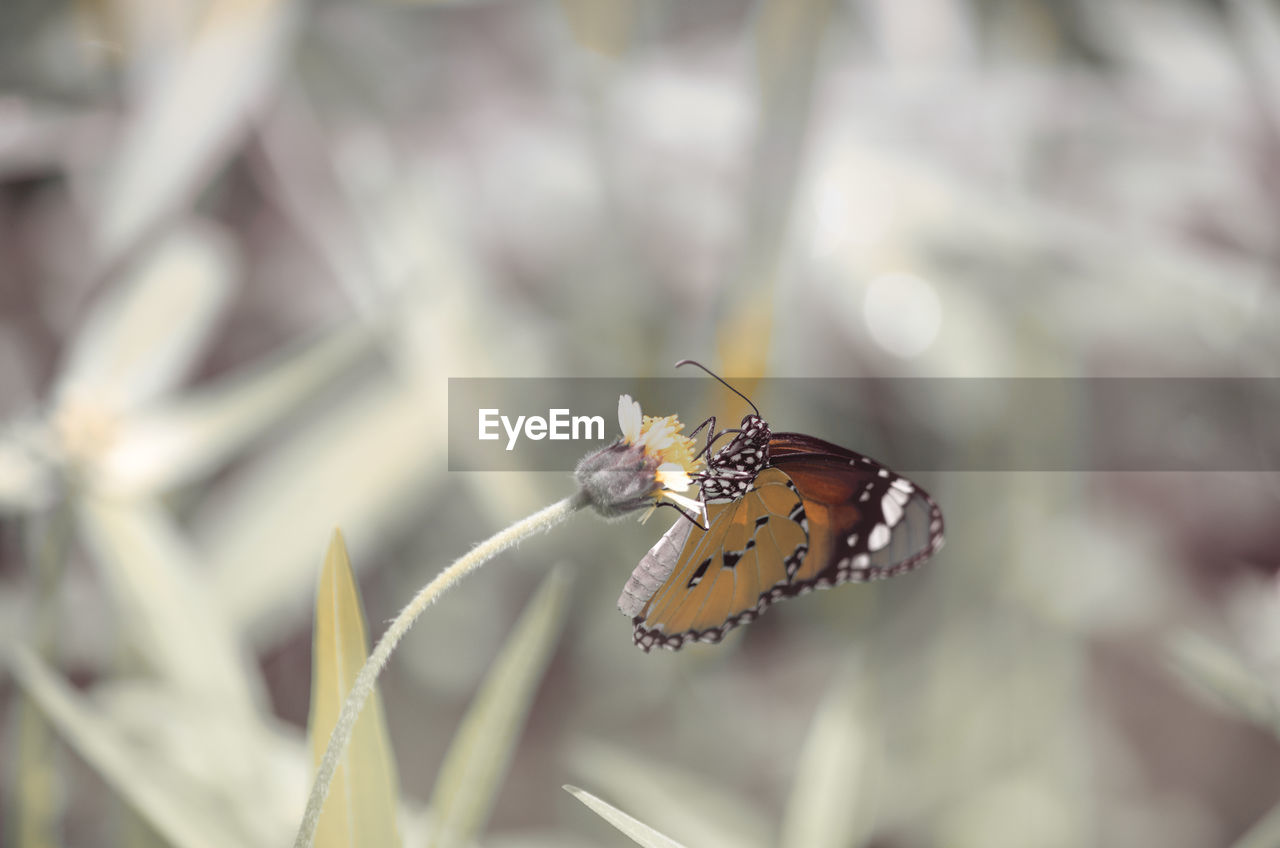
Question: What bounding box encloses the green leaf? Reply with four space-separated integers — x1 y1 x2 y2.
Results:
564 785 689 848
11 506 74 848
1167 631 1280 736
427 567 571 848
556 0 638 56
54 224 234 413
308 530 402 848
779 663 878 848
203 378 447 643
92 0 298 265
754 0 835 100
1225 0 1280 139
8 649 248 848
567 740 770 848
76 496 262 710
11 694 61 848
95 322 377 496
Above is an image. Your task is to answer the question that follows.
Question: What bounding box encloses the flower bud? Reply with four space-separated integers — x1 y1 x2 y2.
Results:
574 395 706 523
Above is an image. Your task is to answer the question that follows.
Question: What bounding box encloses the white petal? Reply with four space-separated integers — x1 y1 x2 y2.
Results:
638 419 674 451
617 394 642 443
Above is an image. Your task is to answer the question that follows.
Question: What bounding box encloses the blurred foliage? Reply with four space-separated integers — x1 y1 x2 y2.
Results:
307 530 402 848
2 0 1280 846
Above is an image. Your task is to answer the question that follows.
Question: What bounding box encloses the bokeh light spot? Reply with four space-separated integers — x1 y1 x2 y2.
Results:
863 272 942 359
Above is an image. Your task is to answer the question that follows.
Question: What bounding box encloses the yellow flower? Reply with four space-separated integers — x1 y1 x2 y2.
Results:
574 395 705 523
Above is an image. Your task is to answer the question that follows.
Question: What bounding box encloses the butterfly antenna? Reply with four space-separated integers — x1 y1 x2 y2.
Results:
674 359 761 417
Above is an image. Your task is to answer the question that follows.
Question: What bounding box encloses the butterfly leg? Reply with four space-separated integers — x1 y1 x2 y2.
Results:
692 425 747 465
687 416 716 460
653 498 710 531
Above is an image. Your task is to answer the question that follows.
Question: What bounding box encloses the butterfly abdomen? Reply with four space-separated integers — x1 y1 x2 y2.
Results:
618 519 694 617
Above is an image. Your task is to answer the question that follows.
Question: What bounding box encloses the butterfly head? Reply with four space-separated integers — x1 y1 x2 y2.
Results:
737 413 768 440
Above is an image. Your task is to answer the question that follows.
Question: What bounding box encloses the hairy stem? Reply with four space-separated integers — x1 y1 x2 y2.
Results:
294 492 588 848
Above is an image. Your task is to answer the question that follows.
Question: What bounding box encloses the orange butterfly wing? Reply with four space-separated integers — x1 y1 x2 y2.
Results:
628 467 808 651
623 433 944 652
770 433 944 586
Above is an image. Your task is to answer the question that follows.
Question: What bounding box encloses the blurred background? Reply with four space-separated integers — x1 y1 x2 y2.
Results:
3 0 1280 846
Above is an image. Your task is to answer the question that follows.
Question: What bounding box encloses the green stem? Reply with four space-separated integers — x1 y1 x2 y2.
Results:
293 493 587 848
12 502 74 848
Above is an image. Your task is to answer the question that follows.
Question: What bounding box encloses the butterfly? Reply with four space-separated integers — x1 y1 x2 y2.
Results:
618 361 944 652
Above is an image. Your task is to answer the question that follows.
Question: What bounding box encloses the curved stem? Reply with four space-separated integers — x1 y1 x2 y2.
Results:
293 492 588 848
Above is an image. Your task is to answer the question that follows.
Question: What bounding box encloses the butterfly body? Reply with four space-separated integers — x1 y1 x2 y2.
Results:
693 413 771 502
622 417 944 652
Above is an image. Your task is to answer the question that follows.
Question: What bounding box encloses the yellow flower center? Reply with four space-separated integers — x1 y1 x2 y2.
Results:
637 413 702 479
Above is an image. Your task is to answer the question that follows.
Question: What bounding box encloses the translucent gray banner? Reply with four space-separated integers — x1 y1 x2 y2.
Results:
447 378 1280 472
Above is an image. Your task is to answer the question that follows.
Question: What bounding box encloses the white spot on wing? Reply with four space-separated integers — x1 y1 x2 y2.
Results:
868 522 891 551
881 493 903 527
